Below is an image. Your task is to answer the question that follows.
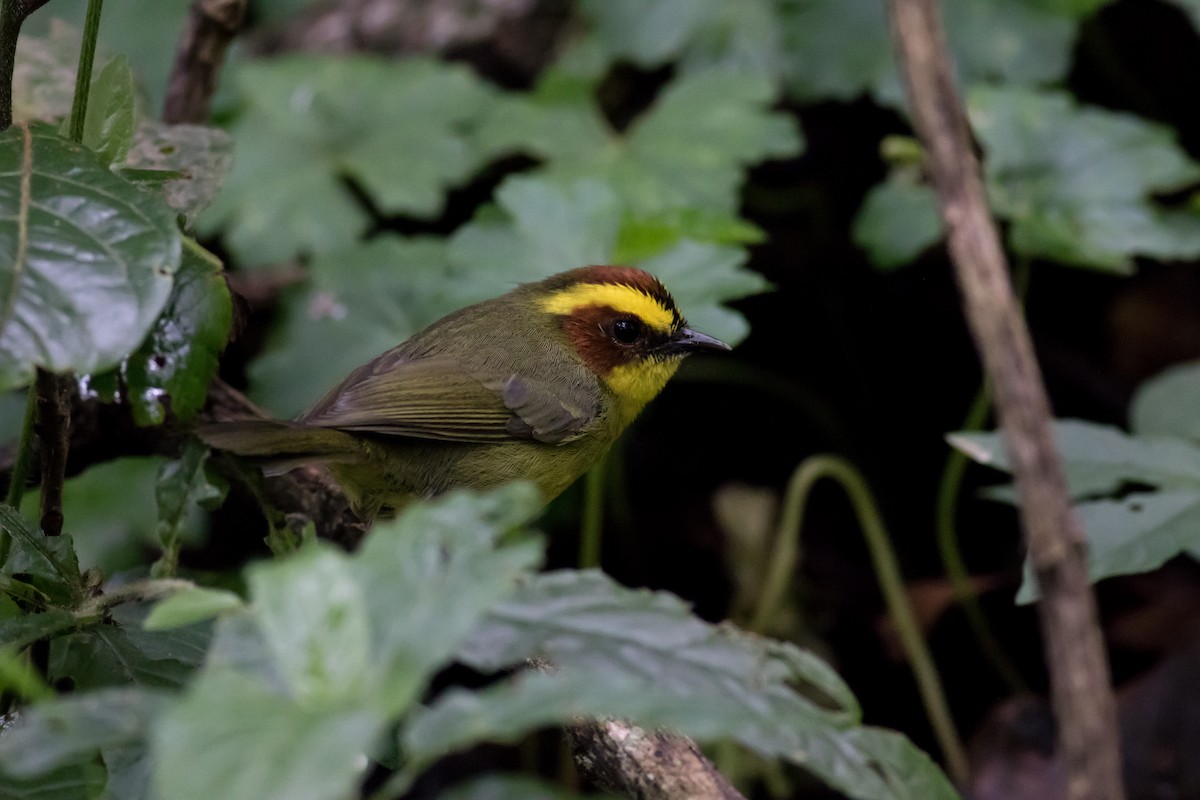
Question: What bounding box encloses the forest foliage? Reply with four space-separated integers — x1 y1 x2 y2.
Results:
2 1 1200 798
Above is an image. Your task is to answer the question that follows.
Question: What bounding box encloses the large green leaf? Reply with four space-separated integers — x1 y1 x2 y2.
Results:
0 688 160 778
148 485 544 800
852 174 943 270
0 123 181 390
202 56 496 267
453 570 956 800
153 668 383 800
950 420 1200 600
969 87 1200 271
481 69 802 220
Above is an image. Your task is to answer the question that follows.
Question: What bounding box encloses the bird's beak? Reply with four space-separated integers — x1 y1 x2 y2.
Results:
662 327 732 355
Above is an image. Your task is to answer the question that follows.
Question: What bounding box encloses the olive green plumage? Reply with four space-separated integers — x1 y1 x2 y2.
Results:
198 267 728 518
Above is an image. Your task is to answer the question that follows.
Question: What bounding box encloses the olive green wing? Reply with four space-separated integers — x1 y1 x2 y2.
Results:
299 354 597 445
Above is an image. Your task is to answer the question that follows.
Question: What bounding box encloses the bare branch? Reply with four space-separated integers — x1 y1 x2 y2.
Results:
163 0 246 124
884 1 1125 798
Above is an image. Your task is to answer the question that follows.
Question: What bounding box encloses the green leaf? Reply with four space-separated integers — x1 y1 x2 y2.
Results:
125 121 235 226
780 0 1090 105
152 669 383 800
0 123 181 390
581 0 784 79
143 587 243 631
49 605 208 690
948 419 1200 498
246 546 372 705
81 56 136 166
0 762 105 800
969 87 1200 271
0 609 75 652
454 570 956 800
853 175 943 270
32 458 164 575
117 240 232 426
1131 360 1200 440
246 236 453 417
0 688 160 777
0 505 82 605
155 440 224 553
351 483 545 712
202 56 495 267
1017 490 1200 602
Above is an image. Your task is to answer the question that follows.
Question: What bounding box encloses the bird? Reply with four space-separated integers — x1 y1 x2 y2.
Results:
198 266 730 518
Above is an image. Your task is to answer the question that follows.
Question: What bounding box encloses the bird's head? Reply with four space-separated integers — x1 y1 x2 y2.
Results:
536 266 730 418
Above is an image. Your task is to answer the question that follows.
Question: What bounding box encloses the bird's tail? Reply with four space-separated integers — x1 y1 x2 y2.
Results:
196 419 362 470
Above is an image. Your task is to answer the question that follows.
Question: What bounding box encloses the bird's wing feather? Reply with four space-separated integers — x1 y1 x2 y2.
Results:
300 355 597 445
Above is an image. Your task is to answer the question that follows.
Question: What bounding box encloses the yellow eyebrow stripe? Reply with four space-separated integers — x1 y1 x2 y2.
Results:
538 283 676 333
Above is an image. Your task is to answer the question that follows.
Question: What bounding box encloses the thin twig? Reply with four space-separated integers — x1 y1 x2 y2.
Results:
885 1 1125 798
0 0 54 130
162 0 246 124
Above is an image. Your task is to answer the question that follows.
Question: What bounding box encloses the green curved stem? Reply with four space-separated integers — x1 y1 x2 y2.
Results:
66 0 103 143
934 258 1032 695
752 454 969 786
935 381 1026 694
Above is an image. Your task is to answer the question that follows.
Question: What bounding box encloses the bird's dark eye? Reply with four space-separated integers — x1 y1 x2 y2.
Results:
611 318 643 345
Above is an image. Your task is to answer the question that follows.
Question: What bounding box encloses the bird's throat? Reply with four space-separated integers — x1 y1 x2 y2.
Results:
603 358 682 422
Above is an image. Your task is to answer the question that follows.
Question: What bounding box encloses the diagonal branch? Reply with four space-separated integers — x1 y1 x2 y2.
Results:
883 1 1125 798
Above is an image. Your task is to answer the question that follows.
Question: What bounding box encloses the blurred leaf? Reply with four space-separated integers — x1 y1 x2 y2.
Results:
0 123 181 390
1131 360 1200 440
152 486 543 800
455 570 955 800
948 419 1200 498
581 0 783 79
79 55 136 166
118 241 232 426
202 56 495 267
615 208 765 263
1017 490 1200 602
969 87 1200 271
143 586 243 631
153 668 382 800
155 440 223 552
350 483 545 712
246 546 372 704
27 3 192 115
0 688 159 777
853 175 943 270
35 457 164 575
0 609 75 652
125 121 235 226
11 20 79 122
247 236 452 417
780 0 1093 105
50 605 208 690
449 177 767 347
0 505 82 605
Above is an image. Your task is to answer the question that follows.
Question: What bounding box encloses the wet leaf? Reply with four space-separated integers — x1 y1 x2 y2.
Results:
0 123 180 390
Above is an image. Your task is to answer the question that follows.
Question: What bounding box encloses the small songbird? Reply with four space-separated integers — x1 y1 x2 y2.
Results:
198 266 729 518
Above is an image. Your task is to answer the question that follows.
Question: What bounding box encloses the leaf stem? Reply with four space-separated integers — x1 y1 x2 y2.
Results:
751 454 969 786
66 0 103 143
578 454 608 569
